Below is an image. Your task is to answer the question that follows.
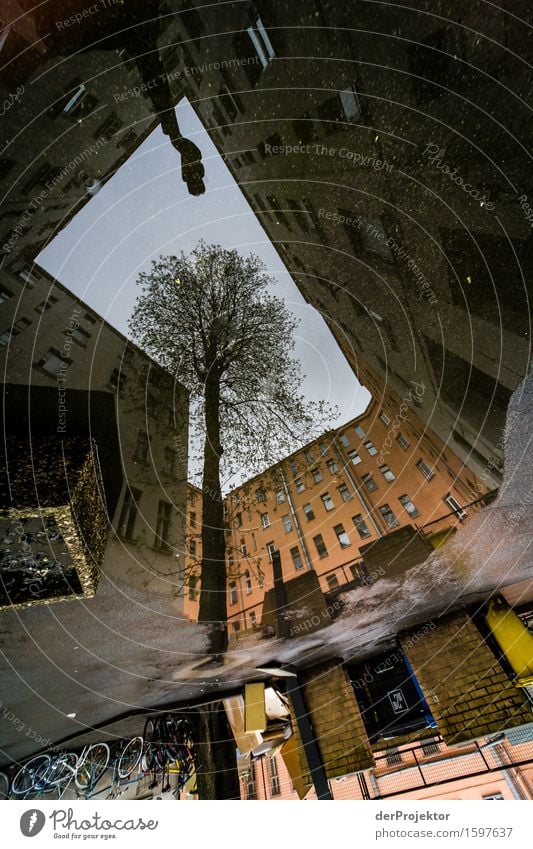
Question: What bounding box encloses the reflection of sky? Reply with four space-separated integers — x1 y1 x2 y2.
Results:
38 99 370 477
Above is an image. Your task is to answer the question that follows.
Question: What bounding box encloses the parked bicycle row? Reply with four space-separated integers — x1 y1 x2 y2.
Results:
0 714 196 800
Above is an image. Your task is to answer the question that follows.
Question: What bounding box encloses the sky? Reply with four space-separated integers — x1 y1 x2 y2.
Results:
38 99 370 480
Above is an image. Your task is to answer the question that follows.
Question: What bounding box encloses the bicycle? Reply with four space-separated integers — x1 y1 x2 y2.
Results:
10 743 110 799
83 737 144 800
142 714 196 796
10 751 78 798
0 771 9 799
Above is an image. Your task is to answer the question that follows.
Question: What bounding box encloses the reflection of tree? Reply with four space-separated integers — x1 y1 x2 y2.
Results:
129 242 335 660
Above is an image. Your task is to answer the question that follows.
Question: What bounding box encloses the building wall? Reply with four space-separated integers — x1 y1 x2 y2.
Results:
400 610 532 744
0 4 177 263
241 734 533 800
181 395 488 631
154 0 531 487
0 260 190 607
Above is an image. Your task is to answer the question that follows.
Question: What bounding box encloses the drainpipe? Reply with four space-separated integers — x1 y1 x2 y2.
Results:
332 441 384 537
284 672 333 800
280 465 315 572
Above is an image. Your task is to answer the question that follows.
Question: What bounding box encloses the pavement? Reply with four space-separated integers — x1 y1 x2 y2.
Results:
1 378 532 768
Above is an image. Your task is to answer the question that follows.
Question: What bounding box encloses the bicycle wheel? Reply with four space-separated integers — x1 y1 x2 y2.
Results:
117 737 143 779
46 753 78 788
75 743 110 791
11 755 50 796
0 771 10 799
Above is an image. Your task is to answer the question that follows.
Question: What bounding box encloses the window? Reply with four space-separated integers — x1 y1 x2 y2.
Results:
0 331 12 347
261 512 270 528
317 84 361 134
290 546 304 570
275 490 285 503
282 514 292 533
155 501 172 551
188 575 199 601
302 502 315 521
0 284 13 303
353 514 371 539
16 266 43 287
397 433 410 450
340 84 362 120
249 610 257 628
36 349 70 376
84 312 97 324
229 582 238 605
295 477 305 493
235 511 242 528
326 458 338 474
270 757 281 796
118 487 142 540
189 540 197 557
399 494 420 518
34 295 58 313
482 793 504 800
289 461 298 476
379 464 396 482
311 468 323 484
354 425 365 438
11 316 31 334
444 493 467 520
362 473 377 492
163 447 176 476
313 534 328 558
188 489 197 506
364 441 378 456
319 442 328 456
245 11 275 69
416 459 435 480
134 431 149 462
266 542 276 562
240 539 248 556
348 450 361 466
233 620 241 633
68 325 90 345
379 503 399 528
109 367 127 392
266 193 291 229
338 483 351 502
93 111 123 141
190 512 197 528
386 747 402 766
245 571 252 594
421 738 440 755
305 450 315 463
379 411 391 426
256 487 266 502
334 524 350 548
339 434 350 447
326 574 340 590
321 493 335 512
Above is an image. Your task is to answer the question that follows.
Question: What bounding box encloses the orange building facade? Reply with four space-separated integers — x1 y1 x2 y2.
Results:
183 390 490 631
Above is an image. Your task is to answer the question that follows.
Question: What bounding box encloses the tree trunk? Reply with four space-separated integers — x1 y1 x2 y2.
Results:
193 703 240 800
198 363 228 657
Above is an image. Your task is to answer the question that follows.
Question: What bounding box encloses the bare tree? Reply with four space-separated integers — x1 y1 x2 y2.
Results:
129 242 335 655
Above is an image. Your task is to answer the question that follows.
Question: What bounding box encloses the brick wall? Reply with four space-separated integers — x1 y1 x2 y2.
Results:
261 569 330 637
360 525 433 580
400 610 532 744
295 660 374 779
